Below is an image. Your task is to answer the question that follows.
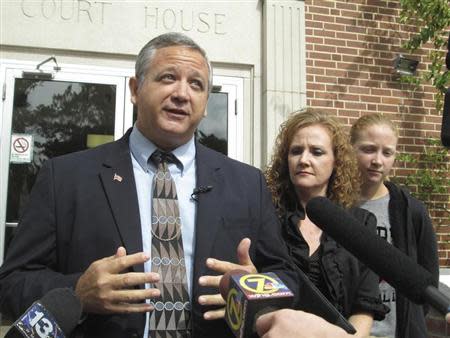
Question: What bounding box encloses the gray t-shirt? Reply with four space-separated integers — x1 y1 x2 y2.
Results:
360 194 396 338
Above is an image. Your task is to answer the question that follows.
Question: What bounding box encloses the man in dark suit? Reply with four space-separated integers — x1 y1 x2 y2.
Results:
0 32 297 338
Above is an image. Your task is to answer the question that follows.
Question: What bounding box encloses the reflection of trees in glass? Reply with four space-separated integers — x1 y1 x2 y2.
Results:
197 130 227 155
7 79 115 222
196 92 228 155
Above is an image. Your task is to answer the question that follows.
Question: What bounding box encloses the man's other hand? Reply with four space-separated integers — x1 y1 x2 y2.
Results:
75 246 160 314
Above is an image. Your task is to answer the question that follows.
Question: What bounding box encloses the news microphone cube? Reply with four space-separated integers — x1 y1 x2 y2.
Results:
13 302 65 338
224 272 294 338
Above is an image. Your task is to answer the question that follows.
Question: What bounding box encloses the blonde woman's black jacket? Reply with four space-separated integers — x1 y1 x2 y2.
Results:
384 181 439 338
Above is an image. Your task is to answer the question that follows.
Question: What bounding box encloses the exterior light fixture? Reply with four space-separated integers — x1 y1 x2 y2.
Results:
22 56 61 80
393 54 419 76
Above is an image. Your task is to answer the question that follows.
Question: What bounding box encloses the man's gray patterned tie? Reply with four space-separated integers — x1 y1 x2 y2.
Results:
149 150 191 338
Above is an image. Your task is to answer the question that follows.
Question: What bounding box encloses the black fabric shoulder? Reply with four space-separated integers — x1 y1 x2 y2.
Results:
385 181 426 242
403 192 428 219
195 141 260 174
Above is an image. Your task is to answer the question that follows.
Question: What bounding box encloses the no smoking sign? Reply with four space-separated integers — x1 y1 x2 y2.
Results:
10 134 34 163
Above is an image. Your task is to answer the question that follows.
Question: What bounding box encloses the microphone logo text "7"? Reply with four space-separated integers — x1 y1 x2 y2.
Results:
239 274 280 295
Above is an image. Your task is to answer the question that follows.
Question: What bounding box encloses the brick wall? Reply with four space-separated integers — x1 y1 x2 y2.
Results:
427 307 450 338
304 0 450 267
426 283 450 337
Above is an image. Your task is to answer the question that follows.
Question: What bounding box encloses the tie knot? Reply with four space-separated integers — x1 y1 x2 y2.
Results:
150 150 181 167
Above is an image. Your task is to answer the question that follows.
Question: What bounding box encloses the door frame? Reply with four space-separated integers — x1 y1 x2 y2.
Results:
209 75 244 161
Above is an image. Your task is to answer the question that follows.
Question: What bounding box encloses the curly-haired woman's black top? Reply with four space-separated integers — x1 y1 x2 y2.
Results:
282 205 387 321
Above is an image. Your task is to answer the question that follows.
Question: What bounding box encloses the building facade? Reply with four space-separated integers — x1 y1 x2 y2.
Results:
0 0 308 264
303 0 450 269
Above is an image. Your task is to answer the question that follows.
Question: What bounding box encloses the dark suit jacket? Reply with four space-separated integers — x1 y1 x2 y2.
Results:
0 130 298 338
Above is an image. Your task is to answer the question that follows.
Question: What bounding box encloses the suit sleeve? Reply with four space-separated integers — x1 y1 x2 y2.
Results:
252 170 300 301
0 160 81 319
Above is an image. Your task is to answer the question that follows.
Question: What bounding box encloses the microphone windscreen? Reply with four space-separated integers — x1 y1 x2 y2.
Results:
39 288 82 334
305 196 434 304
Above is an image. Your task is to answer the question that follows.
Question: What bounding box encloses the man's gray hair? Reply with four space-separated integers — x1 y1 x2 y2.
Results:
135 32 213 92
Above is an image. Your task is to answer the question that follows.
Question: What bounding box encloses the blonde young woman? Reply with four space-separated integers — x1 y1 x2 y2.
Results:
350 113 439 338
266 109 386 337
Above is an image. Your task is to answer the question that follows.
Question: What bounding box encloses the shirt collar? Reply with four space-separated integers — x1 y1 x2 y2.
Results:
286 205 306 223
129 125 196 174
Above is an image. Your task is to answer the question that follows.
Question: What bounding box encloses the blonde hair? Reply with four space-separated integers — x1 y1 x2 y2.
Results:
265 108 361 217
350 113 399 145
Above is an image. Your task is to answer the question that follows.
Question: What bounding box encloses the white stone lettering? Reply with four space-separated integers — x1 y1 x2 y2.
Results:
41 0 56 19
197 12 209 33
145 7 158 29
77 0 92 23
162 8 176 30
214 13 225 35
144 7 226 35
21 0 36 17
20 0 111 24
60 0 75 20
180 10 193 31
96 1 109 24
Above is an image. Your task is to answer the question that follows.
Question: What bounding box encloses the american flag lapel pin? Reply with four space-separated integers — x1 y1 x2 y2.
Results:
113 173 123 182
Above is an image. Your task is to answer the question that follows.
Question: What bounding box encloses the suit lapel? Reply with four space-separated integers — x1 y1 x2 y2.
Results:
193 144 223 279
99 131 144 273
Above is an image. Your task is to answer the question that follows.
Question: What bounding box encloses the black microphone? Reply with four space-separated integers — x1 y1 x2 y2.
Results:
305 196 449 316
190 185 213 201
219 270 294 338
5 288 82 338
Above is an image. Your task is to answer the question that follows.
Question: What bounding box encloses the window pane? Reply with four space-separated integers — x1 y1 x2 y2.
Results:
197 92 228 155
6 79 116 225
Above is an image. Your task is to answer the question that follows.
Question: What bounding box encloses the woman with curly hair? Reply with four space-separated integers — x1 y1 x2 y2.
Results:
265 109 386 337
350 113 439 338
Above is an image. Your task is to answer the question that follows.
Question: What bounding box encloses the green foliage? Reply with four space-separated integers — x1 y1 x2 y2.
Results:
395 139 450 215
398 0 450 111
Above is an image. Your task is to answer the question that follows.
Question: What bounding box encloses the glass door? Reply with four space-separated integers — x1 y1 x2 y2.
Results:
197 76 244 160
0 67 127 263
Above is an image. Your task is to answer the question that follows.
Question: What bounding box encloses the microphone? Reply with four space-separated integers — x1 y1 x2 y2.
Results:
191 185 213 201
219 269 294 338
305 196 449 316
5 288 82 338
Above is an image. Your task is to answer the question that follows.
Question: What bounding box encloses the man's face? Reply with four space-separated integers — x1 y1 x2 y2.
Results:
130 46 209 150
